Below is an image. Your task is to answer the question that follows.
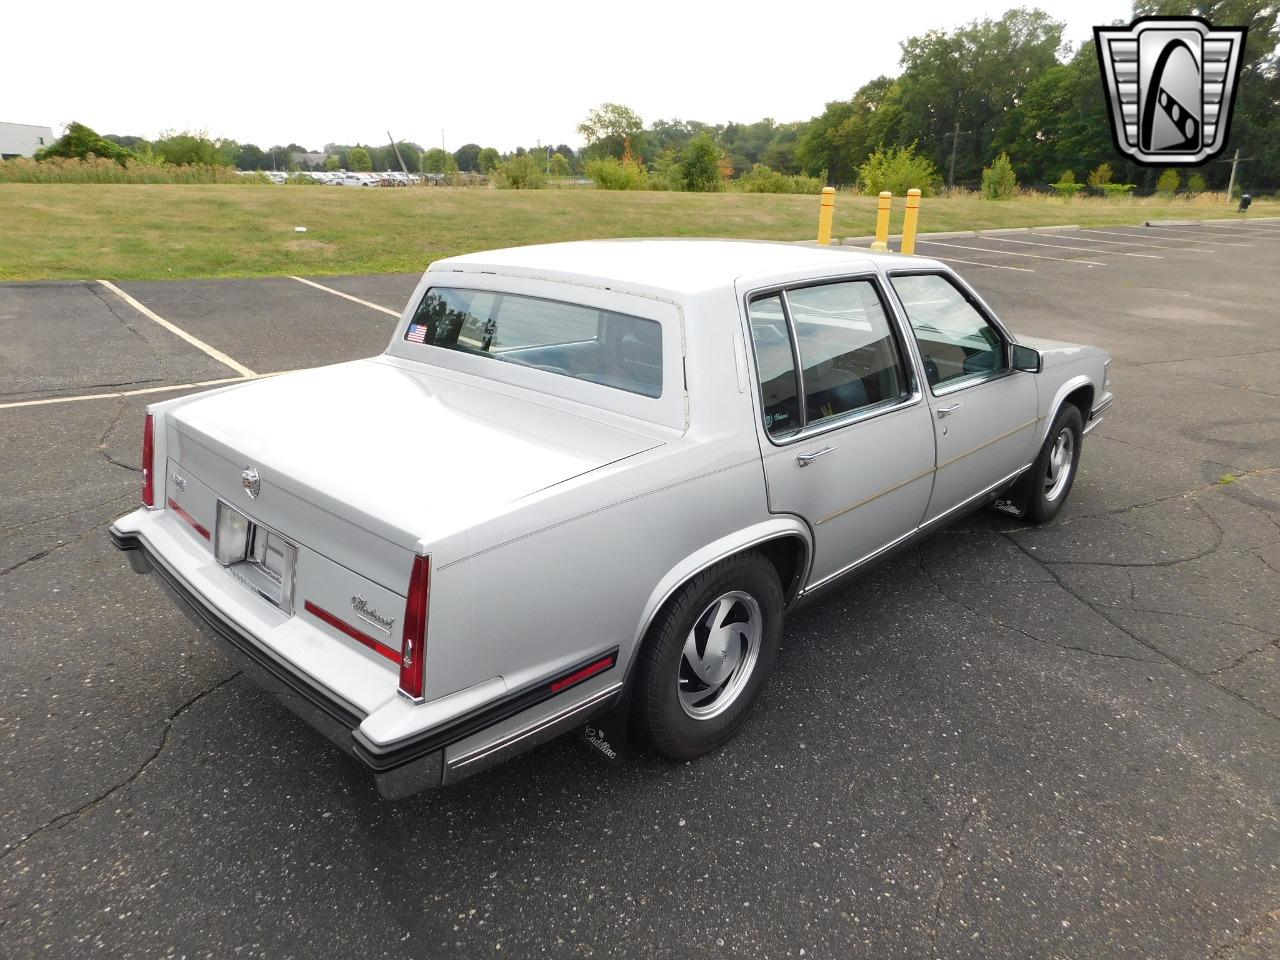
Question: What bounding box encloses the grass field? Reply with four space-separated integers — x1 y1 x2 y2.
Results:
1 184 1274 281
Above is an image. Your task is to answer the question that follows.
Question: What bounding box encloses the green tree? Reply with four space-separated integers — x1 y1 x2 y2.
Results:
578 102 645 160
348 146 372 172
680 133 725 191
1156 168 1181 194
421 148 457 174
324 154 340 172
894 9 1065 183
548 152 572 178
453 143 482 172
36 122 136 165
982 152 1018 199
1087 162 1113 187
1187 172 1208 192
234 144 268 170
477 147 501 174
796 77 898 185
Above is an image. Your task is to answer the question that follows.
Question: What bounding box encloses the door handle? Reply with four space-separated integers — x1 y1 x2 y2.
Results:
937 403 964 419
796 446 836 467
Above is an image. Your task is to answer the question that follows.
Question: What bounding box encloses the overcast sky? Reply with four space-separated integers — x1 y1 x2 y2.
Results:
12 0 1131 152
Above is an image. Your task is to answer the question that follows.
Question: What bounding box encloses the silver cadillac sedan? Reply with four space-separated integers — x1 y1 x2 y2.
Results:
111 240 1113 798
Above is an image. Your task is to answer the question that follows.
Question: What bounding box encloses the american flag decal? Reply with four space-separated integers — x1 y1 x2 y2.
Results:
405 323 428 344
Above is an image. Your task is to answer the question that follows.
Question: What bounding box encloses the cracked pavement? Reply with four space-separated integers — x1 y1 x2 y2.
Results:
2 238 1279 959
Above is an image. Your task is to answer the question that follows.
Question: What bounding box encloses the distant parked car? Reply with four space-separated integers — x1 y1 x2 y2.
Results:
111 240 1113 798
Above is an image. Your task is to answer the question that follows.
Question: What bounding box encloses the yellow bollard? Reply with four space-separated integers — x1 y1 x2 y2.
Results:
817 187 835 245
870 191 892 251
901 188 922 255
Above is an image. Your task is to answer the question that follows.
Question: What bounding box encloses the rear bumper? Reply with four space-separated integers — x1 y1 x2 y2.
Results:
112 528 445 798
111 527 624 798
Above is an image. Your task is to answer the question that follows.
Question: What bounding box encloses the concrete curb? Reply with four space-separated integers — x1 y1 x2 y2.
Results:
976 227 1032 235
841 229 977 246
1200 216 1280 224
1030 224 1081 233
1146 219 1198 226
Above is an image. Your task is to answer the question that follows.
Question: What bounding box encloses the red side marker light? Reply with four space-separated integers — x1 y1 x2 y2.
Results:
399 555 431 702
142 413 155 507
549 655 615 694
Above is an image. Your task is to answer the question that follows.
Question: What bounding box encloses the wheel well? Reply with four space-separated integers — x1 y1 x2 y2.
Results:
1062 384 1094 420
755 535 808 604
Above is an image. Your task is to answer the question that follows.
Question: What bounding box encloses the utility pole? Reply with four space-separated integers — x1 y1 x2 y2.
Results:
1219 147 1252 201
387 131 409 175
944 122 970 190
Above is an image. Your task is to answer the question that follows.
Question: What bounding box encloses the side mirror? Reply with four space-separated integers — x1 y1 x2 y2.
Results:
1010 343 1041 373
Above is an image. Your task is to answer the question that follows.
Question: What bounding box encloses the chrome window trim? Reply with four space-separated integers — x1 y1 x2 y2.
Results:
884 268 1022 398
742 274 924 449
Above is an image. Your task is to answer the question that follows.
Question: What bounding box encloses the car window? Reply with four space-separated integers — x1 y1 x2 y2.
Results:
748 280 911 438
890 273 1006 390
746 294 802 437
404 287 662 398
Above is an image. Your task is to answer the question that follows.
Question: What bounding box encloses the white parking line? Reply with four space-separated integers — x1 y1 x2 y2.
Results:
97 280 256 378
917 240 1105 266
1070 232 1217 253
0 369 302 411
290 276 401 317
986 236 1161 258
1160 223 1280 238
1080 228 1233 247
1132 229 1253 246
917 255 1034 273
0 376 248 411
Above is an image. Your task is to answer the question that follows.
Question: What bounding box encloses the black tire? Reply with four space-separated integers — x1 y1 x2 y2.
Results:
1023 404 1084 524
633 551 784 760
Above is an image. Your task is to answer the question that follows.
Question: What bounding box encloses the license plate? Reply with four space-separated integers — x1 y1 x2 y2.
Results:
214 500 297 614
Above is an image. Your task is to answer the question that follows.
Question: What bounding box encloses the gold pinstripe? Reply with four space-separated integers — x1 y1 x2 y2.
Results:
815 466 934 526
813 416 1040 527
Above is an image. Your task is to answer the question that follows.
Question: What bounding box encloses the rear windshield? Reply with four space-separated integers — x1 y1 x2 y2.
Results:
404 287 663 398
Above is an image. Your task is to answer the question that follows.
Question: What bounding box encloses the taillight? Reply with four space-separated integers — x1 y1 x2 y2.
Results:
398 554 430 702
141 413 156 507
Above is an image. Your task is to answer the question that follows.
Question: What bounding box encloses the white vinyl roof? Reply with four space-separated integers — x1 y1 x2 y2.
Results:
429 239 940 297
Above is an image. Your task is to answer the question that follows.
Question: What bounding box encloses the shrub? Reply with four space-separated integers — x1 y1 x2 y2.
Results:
858 144 939 196
734 164 824 194
1156 168 1181 194
1058 169 1076 183
0 156 249 184
1051 181 1084 196
1087 162 1114 187
494 153 546 189
1187 172 1208 193
586 156 648 190
1101 183 1136 196
36 122 136 165
981 152 1018 199
680 133 726 192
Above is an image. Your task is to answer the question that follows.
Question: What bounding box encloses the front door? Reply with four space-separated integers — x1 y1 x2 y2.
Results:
888 272 1039 522
744 276 936 588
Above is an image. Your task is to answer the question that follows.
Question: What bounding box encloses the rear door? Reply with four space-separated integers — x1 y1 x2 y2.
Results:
742 275 935 590
887 270 1038 522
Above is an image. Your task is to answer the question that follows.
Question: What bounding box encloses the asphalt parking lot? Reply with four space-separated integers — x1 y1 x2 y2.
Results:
3 222 1280 959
